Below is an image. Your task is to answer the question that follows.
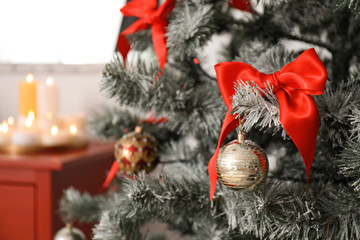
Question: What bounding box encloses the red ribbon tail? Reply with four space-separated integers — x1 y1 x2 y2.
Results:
157 0 176 16
209 149 220 201
117 34 131 65
277 91 320 192
100 161 119 192
209 109 239 201
151 22 168 70
117 19 149 66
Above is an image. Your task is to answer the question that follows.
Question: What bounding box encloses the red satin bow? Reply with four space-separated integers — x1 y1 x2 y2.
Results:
117 0 176 70
209 48 327 201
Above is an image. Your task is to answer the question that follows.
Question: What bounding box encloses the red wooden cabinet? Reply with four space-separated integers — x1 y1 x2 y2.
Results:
0 142 115 240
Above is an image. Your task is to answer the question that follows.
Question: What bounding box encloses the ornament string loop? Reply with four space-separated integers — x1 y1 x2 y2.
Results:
209 48 327 201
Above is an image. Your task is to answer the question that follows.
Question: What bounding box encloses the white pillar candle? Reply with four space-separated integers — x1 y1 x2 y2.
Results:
41 125 70 147
37 77 59 132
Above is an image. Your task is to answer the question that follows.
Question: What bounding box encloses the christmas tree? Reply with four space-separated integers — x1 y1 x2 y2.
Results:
59 0 360 239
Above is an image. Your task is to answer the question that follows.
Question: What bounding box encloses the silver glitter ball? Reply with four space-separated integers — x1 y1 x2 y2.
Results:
53 223 86 240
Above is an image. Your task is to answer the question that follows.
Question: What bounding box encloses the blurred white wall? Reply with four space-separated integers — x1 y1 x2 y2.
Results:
0 0 124 64
0 0 126 121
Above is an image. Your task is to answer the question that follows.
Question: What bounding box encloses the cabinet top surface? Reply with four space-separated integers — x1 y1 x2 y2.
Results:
0 141 115 170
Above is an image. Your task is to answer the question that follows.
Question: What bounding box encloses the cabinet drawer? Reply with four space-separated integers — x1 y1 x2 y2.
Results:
0 184 35 240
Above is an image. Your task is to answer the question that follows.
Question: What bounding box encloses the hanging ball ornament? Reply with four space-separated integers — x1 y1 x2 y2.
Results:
53 222 86 240
216 130 268 190
115 126 159 175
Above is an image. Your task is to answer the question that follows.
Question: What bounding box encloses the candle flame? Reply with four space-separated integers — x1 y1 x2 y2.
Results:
51 126 59 136
69 124 77 135
46 112 53 120
7 116 14 126
46 77 54 86
28 111 35 121
25 118 33 128
1 122 8 134
26 73 34 83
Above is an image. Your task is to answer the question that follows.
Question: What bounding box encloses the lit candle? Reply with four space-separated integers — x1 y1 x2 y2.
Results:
0 121 11 146
58 113 86 132
18 111 38 130
19 73 38 117
51 126 58 135
69 124 86 144
7 116 15 127
6 116 15 133
37 76 59 131
69 124 77 135
28 111 35 122
41 125 70 147
12 111 41 146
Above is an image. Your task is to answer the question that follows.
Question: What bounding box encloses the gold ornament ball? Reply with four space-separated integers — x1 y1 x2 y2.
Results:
115 126 159 175
216 130 268 190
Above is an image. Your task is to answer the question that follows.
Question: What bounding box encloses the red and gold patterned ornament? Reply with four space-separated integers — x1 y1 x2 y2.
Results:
115 126 158 175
